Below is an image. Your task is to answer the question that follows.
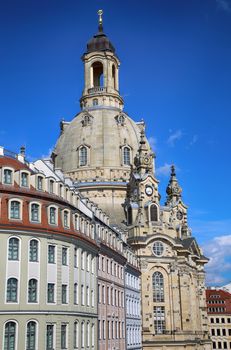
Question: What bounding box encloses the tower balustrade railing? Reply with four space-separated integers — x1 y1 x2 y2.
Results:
88 86 106 94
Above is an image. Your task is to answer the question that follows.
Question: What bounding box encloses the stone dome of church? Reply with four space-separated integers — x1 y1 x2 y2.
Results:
53 109 149 183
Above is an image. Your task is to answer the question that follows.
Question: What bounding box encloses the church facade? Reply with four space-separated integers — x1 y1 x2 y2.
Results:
53 12 211 349
0 11 212 350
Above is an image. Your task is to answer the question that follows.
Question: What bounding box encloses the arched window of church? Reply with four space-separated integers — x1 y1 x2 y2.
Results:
112 64 116 89
123 147 131 165
152 272 164 302
92 61 104 87
150 204 158 222
93 98 98 106
79 146 87 166
127 206 132 225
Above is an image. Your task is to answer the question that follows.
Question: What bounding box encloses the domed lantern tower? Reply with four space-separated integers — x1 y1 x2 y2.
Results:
53 11 152 224
80 10 124 110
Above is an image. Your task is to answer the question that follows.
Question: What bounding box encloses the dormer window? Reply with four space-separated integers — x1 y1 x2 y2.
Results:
49 180 54 194
123 146 131 165
21 172 29 187
37 176 43 191
79 146 87 166
4 169 13 185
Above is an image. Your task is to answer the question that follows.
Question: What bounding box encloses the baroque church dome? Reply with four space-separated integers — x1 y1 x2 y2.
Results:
52 11 153 224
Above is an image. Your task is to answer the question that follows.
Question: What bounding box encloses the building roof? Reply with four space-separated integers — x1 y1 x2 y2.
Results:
206 288 231 314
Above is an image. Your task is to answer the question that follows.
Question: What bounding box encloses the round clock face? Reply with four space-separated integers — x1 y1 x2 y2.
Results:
144 156 150 164
176 211 183 220
145 186 153 196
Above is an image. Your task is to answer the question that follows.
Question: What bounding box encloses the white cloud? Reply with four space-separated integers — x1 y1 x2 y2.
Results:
216 0 231 13
167 130 183 147
202 234 231 286
148 136 157 151
189 134 198 146
156 163 172 176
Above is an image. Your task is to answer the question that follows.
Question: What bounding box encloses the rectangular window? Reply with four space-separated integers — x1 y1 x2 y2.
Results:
29 240 38 262
48 245 55 263
37 176 43 191
8 238 19 260
63 211 69 228
46 325 54 350
62 247 68 265
47 283 55 303
31 203 39 222
62 285 67 304
61 324 67 349
49 207 56 225
74 283 78 305
21 172 28 187
4 169 12 184
153 306 165 334
81 285 85 305
10 201 20 219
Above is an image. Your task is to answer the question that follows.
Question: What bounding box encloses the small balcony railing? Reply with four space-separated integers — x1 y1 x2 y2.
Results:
88 86 106 94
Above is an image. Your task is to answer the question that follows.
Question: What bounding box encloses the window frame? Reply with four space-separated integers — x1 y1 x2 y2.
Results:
8 236 20 261
29 202 41 223
9 198 22 220
2 167 14 185
20 170 30 188
28 279 38 303
4 321 17 350
48 205 58 226
6 277 18 303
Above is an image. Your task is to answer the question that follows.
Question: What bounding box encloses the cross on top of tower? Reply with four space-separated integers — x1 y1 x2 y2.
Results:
97 9 103 32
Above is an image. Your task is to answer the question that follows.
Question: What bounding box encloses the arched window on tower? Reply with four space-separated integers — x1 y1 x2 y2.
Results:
150 203 158 222
123 147 131 165
127 206 132 225
92 61 104 87
79 146 87 166
112 64 116 89
152 271 164 302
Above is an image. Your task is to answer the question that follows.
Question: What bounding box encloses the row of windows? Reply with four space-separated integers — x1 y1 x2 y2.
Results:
212 341 231 349
6 278 94 306
211 328 231 336
127 203 159 225
8 199 94 233
2 169 72 200
7 238 95 273
127 326 142 346
1 167 110 226
78 145 131 167
211 317 231 324
208 300 225 304
125 273 140 290
97 228 123 253
3 320 95 350
98 255 124 279
209 307 226 312
98 320 125 340
126 296 141 317
98 283 124 308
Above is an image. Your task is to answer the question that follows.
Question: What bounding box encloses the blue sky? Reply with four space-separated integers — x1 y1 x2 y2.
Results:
0 0 231 285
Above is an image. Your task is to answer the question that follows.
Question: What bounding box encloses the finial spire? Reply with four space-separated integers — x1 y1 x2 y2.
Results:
97 9 103 32
166 164 182 205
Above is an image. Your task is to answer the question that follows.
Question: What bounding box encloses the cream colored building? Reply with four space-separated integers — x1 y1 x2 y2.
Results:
53 11 211 350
